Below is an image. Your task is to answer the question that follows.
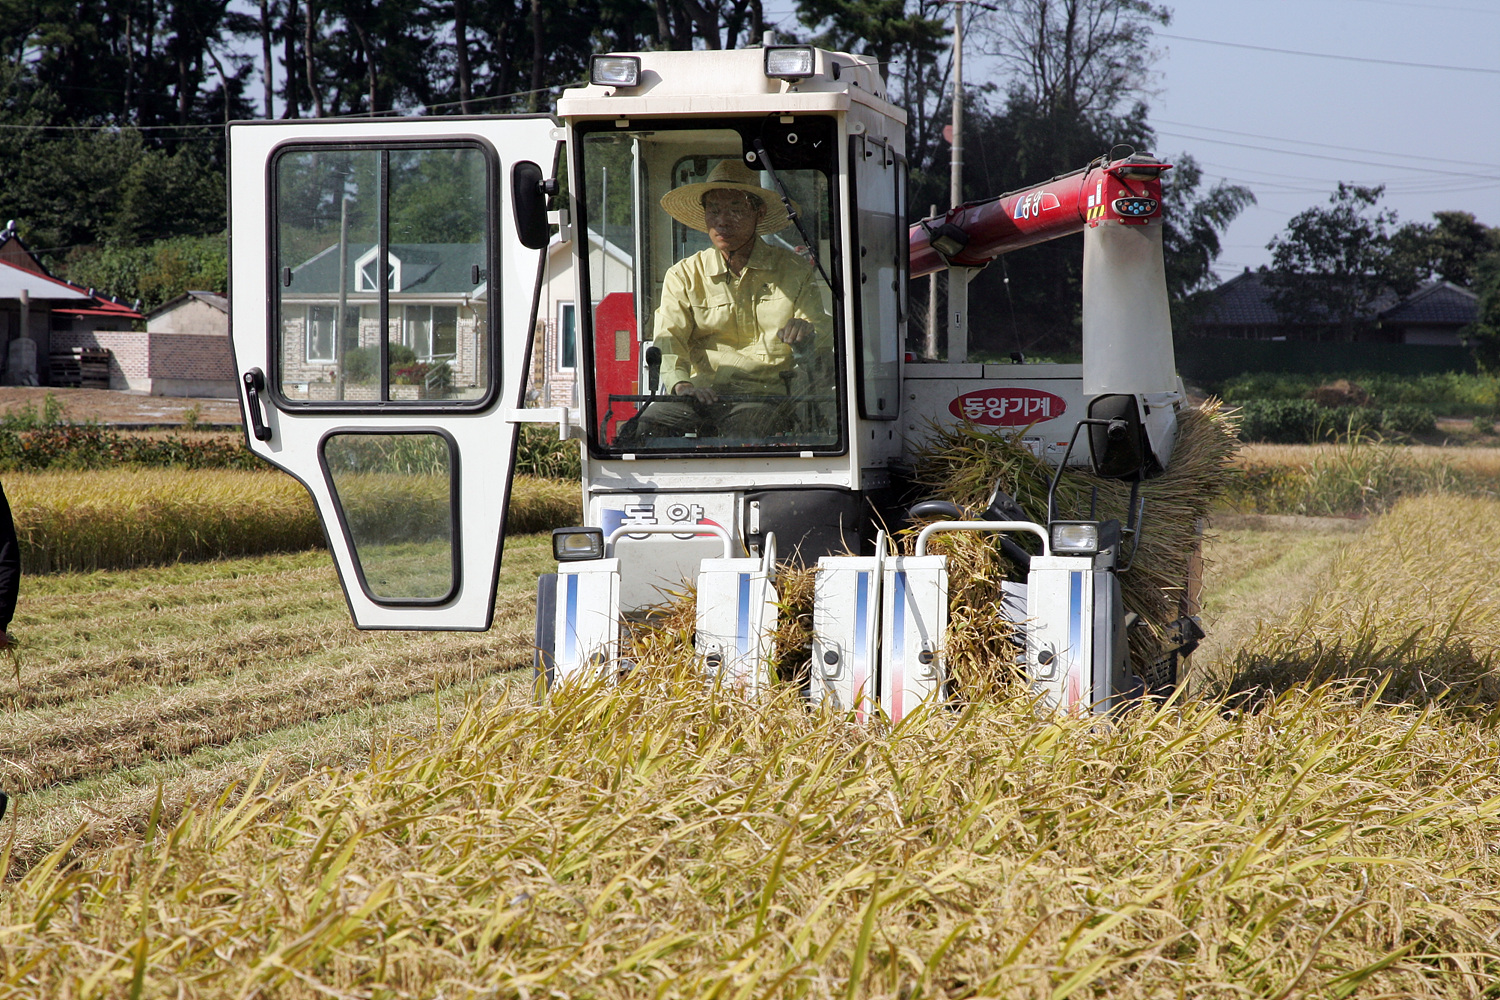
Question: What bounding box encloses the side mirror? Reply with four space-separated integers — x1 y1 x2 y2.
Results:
511 161 553 250
1086 394 1148 481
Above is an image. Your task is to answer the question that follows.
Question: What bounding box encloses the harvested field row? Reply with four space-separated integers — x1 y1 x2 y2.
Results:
1221 493 1500 704
0 537 553 874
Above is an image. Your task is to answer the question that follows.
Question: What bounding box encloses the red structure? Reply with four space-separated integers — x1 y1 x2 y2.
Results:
909 155 1171 277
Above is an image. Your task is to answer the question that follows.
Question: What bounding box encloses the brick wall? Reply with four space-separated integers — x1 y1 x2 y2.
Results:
50 330 233 391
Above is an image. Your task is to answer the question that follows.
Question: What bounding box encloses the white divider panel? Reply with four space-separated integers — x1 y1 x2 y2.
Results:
1024 555 1095 712
551 559 622 686
811 555 882 719
695 556 779 697
880 556 948 722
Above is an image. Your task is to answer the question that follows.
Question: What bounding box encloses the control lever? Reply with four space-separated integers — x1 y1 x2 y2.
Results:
645 345 662 393
242 368 272 442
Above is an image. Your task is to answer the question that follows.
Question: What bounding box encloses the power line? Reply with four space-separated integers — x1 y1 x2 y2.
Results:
1155 128 1500 181
1158 32 1500 75
1155 118 1500 171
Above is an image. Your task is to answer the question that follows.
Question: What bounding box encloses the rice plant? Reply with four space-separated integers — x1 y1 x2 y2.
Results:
3 470 582 574
2 667 1498 997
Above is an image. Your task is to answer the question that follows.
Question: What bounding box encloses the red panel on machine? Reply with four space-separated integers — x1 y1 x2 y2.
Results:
592 292 637 438
948 387 1067 427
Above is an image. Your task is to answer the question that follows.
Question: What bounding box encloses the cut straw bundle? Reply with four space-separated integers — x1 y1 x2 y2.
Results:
912 400 1241 673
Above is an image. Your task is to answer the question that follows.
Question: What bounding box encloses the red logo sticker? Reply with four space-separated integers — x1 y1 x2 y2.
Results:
949 387 1067 426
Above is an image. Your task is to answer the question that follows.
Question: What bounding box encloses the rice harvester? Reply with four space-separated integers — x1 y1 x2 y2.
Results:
226 42 1202 720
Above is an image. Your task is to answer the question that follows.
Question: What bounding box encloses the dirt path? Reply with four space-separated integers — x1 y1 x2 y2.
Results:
0 387 242 427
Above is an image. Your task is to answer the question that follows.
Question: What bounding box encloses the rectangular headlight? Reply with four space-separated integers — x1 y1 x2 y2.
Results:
590 55 641 88
552 527 606 562
1051 522 1100 556
765 46 816 80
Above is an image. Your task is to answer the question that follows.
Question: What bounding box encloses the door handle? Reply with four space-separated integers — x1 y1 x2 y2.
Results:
242 368 272 441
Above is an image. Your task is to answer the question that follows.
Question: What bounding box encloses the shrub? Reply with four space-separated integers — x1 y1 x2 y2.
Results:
1234 399 1435 443
515 424 582 480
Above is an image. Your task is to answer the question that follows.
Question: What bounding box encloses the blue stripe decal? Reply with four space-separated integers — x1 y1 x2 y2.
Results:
736 573 752 657
854 571 869 665
891 570 907 671
564 573 579 669
1069 570 1084 699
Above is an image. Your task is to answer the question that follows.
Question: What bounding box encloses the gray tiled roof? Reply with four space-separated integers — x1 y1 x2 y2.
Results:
1377 281 1477 325
1199 270 1453 327
1199 270 1278 325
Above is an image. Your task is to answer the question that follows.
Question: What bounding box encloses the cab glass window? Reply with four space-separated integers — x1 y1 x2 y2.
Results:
322 432 457 603
274 144 491 404
575 118 843 456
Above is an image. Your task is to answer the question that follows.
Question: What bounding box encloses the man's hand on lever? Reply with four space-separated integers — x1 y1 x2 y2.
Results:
673 381 719 405
777 318 814 346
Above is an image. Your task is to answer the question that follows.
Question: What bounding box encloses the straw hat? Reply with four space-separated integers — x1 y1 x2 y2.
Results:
659 159 796 235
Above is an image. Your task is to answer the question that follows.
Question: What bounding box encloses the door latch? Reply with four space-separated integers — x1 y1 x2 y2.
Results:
242 368 272 442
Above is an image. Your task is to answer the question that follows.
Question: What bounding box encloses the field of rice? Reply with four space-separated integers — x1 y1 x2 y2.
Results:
2 451 1499 996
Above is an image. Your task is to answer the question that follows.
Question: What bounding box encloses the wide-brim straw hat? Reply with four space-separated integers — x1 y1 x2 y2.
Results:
659 159 796 236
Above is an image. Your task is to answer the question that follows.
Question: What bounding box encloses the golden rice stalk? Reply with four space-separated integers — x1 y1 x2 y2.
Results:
1 470 581 574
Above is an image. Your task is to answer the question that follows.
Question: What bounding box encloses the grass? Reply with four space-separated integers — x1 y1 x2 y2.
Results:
5 417 1500 994
3 670 1499 996
0 536 556 877
1226 438 1500 517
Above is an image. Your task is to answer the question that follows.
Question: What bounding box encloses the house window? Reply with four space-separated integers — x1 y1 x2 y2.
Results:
357 256 398 292
404 305 458 360
558 302 576 370
307 305 361 363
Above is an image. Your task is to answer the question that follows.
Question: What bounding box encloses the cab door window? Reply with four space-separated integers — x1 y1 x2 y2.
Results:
273 144 492 404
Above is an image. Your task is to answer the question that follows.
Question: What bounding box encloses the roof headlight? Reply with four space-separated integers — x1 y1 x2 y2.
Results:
765 46 816 81
590 55 641 88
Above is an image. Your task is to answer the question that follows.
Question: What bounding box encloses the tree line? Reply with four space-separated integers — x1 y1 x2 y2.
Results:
2 0 1494 359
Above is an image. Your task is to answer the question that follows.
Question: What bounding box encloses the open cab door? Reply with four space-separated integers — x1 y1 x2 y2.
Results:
228 116 558 629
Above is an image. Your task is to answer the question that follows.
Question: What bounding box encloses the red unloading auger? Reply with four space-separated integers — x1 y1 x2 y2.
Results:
908 153 1172 277
908 152 1180 407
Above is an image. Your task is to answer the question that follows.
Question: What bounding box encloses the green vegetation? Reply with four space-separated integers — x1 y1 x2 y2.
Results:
1220 370 1500 417
60 234 227 314
1234 398 1436 443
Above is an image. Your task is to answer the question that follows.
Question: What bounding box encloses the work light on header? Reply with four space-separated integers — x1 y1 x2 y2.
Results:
590 55 641 88
552 527 606 562
765 46 816 80
1050 522 1100 556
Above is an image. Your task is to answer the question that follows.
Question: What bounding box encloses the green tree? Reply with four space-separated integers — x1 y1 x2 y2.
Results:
61 234 228 314
1469 250 1500 371
1264 183 1400 341
1161 154 1255 325
1388 210 1498 290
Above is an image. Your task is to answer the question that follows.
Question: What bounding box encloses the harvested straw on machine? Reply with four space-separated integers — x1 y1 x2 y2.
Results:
629 401 1240 699
910 399 1240 688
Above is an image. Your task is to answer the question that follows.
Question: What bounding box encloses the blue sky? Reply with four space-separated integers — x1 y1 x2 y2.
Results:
765 0 1500 278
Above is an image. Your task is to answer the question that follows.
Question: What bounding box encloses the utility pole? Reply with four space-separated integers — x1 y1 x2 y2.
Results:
937 0 995 363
